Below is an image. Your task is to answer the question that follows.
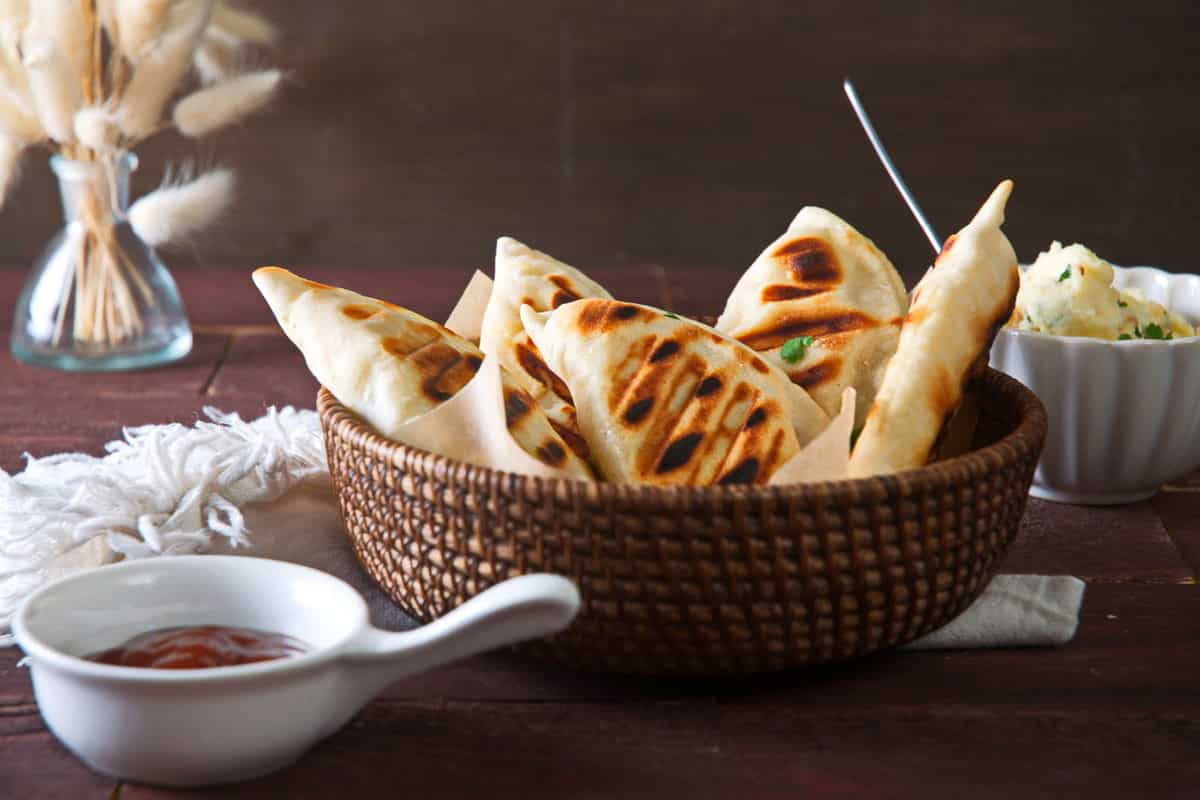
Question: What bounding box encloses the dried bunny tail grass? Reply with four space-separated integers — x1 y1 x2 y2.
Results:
0 85 42 142
128 165 234 247
20 23 83 143
113 0 172 63
32 0 91 87
118 0 214 140
208 2 277 47
73 105 121 152
193 34 239 84
172 67 279 137
0 134 25 206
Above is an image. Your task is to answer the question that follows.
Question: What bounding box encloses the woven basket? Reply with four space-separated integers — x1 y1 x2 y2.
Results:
318 367 1046 676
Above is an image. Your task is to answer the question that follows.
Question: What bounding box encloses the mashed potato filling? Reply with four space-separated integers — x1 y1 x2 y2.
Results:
1011 242 1194 340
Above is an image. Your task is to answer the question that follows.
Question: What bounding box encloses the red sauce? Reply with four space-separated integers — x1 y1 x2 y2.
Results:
86 625 310 670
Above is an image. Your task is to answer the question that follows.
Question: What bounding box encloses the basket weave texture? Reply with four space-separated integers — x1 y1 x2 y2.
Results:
319 367 1046 676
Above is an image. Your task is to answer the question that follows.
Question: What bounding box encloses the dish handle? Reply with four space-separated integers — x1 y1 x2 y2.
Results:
334 574 580 709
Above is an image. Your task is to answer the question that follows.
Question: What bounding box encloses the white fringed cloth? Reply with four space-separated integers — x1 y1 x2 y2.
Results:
0 408 1085 649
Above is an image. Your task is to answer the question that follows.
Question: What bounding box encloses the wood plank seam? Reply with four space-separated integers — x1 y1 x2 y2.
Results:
1158 527 1200 581
199 333 237 397
1083 575 1196 585
193 323 280 336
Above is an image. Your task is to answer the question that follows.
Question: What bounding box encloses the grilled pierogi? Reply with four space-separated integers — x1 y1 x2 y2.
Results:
521 299 830 485
847 181 1019 478
253 266 591 477
479 237 612 458
480 237 611 397
717 207 907 426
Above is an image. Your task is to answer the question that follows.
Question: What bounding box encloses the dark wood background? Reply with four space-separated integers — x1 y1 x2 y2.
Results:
1 1 1198 286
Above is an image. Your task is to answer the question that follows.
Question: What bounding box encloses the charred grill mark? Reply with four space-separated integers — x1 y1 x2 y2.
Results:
466 355 483 371
696 375 722 397
745 407 767 429
381 336 414 358
656 433 703 474
381 333 429 357
606 334 657 419
791 358 841 390
749 357 770 374
577 300 649 334
341 304 380 320
623 343 708 480
761 284 828 302
576 300 608 332
766 429 786 476
649 340 680 363
736 312 879 352
535 440 567 466
718 457 760 485
772 237 841 283
624 397 653 424
407 342 478 403
903 306 927 327
549 418 589 460
503 389 534 427
515 340 572 401
548 275 582 307
551 290 579 308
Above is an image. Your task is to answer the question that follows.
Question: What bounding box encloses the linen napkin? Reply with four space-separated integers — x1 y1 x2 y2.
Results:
0 407 1084 648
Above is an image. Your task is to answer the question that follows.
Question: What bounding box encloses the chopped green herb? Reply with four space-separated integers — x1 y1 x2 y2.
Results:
779 335 814 364
1057 267 1071 283
1117 299 1128 308
850 426 863 451
1142 322 1172 340
663 311 679 319
1118 333 1132 341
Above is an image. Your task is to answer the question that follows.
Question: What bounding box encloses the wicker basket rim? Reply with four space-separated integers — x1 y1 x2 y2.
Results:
316 367 1046 505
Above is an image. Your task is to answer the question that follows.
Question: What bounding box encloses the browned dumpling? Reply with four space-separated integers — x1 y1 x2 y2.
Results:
253 266 592 477
716 207 908 427
479 237 612 460
521 299 830 486
848 181 1018 478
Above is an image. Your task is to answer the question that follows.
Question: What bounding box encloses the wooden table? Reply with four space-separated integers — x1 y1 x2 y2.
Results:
2 265 1198 799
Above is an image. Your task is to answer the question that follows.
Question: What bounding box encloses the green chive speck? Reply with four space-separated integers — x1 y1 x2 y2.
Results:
780 336 814 364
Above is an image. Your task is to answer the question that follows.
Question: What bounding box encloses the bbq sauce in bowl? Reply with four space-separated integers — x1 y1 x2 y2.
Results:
87 626 310 669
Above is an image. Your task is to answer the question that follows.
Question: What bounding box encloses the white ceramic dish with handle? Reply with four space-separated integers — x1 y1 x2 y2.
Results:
990 265 1200 504
12 555 580 788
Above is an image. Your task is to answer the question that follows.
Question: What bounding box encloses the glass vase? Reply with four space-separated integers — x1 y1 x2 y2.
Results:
10 153 192 371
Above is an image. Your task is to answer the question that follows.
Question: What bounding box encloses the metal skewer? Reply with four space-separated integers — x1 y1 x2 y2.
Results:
843 78 942 253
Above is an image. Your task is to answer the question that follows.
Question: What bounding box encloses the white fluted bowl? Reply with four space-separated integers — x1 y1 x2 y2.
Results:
990 265 1200 504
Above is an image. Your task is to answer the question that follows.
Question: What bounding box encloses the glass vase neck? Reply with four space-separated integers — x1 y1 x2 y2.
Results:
50 152 138 224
